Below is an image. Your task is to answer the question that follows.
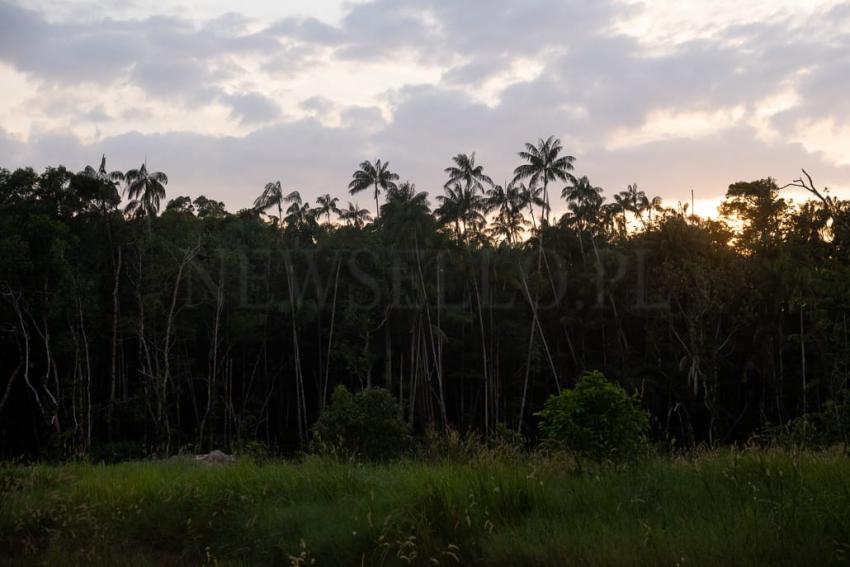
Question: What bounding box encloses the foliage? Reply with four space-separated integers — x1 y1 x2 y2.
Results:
311 385 411 461
537 371 649 462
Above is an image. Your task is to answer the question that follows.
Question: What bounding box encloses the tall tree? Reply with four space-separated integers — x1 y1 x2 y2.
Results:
254 181 286 226
513 136 575 224
562 176 604 234
283 191 315 230
348 160 399 220
380 182 433 243
339 202 372 229
124 162 168 218
436 182 487 243
83 154 125 187
444 153 493 195
315 193 341 225
487 180 528 245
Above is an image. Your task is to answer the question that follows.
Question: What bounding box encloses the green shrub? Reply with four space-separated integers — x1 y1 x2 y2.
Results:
536 370 649 462
311 385 411 461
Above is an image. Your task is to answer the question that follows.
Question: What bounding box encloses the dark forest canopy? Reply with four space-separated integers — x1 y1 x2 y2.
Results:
1 141 850 459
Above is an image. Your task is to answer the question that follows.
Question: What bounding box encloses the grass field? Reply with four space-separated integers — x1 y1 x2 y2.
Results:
2 449 849 566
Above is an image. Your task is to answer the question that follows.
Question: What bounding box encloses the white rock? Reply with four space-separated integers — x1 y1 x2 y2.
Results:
194 449 234 463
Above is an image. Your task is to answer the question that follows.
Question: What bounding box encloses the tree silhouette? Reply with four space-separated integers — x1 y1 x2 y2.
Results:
444 152 493 195
380 181 433 243
283 191 315 229
487 180 528 244
513 136 575 224
124 162 168 218
348 160 399 220
563 176 604 235
339 201 372 228
315 193 341 225
436 182 487 243
254 180 285 226
83 154 125 187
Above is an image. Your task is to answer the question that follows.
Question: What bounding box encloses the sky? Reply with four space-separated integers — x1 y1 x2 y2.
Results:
1 0 850 218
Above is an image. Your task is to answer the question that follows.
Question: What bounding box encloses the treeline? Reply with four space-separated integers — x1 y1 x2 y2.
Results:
1 139 849 458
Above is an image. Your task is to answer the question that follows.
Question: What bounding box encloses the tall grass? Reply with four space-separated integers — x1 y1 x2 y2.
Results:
2 449 849 565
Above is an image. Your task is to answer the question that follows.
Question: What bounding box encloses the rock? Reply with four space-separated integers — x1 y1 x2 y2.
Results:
195 449 234 464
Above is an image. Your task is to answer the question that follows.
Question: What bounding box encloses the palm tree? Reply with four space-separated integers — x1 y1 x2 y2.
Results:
487 180 528 244
348 160 399 220
435 183 464 240
75 155 124 214
339 202 372 229
518 182 547 231
643 194 663 225
254 181 285 225
435 182 487 243
379 181 433 242
444 153 493 195
124 162 168 218
84 154 125 186
613 190 631 237
562 176 604 234
315 193 341 225
283 191 314 229
513 136 575 224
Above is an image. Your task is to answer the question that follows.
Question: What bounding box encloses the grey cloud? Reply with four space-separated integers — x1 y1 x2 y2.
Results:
0 3 142 83
300 96 336 115
266 17 345 45
5 85 850 216
0 1 278 100
442 58 508 86
223 92 282 125
82 105 112 122
3 0 849 210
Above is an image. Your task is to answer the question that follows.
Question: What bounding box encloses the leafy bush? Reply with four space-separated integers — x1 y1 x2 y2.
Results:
311 385 411 461
537 370 649 462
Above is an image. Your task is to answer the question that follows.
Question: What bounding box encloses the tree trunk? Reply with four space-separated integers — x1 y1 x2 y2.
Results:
108 245 122 441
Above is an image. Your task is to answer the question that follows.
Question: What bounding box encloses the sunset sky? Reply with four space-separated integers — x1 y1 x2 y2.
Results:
1 0 849 217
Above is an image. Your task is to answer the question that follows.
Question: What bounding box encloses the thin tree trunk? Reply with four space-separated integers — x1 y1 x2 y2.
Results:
199 279 223 448
162 240 201 452
323 257 341 407
286 260 307 446
800 305 807 415
414 238 447 430
518 264 560 392
108 245 122 441
472 274 490 434
78 300 93 452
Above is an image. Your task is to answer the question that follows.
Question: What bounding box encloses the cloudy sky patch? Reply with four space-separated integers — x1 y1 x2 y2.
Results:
1 0 848 214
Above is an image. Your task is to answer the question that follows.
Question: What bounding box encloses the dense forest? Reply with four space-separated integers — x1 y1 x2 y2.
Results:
2 137 849 459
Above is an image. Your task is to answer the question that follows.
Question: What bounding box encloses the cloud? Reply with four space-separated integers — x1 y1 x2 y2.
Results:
2 0 849 213
266 16 344 45
222 92 282 124
0 1 279 99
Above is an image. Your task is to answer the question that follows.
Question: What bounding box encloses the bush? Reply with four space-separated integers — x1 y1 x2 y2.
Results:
311 385 411 461
536 370 649 462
